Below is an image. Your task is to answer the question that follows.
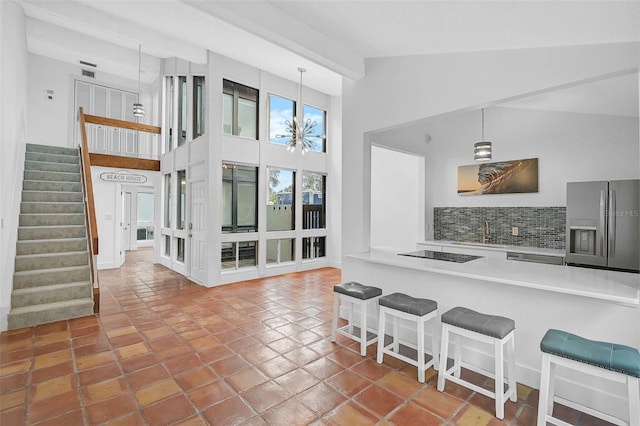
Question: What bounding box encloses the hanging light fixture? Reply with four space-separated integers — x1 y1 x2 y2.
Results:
474 108 492 161
275 67 323 154
132 44 145 117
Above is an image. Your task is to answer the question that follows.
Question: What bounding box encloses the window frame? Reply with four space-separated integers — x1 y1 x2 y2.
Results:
222 163 258 233
222 79 259 140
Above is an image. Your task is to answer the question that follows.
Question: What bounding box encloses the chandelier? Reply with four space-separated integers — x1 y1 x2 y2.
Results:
275 67 323 154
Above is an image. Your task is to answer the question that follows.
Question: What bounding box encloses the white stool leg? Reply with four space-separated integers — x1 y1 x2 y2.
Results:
417 315 425 383
629 376 639 426
331 293 339 342
537 353 552 426
376 307 386 364
392 315 399 353
494 336 505 420
347 300 353 335
431 317 439 371
359 298 367 356
453 333 462 378
437 324 449 391
508 334 517 402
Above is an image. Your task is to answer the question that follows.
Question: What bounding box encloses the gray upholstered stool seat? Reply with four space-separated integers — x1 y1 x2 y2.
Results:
438 306 517 420
331 282 382 356
377 293 439 383
441 306 515 339
379 293 437 316
537 329 640 426
334 282 383 300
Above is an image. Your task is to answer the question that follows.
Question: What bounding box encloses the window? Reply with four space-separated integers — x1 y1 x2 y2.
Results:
266 239 294 264
165 77 174 153
269 95 295 146
222 164 258 233
164 173 172 228
136 193 154 242
304 105 326 152
176 170 186 230
267 168 294 231
164 235 171 257
177 238 185 262
223 79 258 139
221 241 257 270
177 76 187 146
302 172 325 229
303 237 325 260
193 76 205 138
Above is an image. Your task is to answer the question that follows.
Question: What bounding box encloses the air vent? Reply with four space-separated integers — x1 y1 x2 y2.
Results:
79 60 97 68
82 69 95 78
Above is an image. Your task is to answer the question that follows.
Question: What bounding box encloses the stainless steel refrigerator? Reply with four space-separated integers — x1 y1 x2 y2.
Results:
566 180 639 272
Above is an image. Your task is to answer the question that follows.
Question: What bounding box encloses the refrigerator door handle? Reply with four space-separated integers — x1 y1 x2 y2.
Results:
599 190 606 257
608 190 616 258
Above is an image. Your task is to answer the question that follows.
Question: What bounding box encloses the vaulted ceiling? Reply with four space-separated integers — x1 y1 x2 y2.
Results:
16 0 640 114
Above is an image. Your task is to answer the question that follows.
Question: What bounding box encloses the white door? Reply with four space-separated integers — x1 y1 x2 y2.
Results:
189 180 206 283
121 191 132 265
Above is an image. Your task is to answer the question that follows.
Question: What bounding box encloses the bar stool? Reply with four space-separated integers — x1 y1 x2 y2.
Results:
437 306 517 420
537 329 640 426
376 293 439 383
331 282 382 356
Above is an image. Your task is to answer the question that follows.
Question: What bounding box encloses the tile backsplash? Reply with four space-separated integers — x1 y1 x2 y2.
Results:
433 207 566 249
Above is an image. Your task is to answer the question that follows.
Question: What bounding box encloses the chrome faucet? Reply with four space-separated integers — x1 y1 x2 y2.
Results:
482 220 490 244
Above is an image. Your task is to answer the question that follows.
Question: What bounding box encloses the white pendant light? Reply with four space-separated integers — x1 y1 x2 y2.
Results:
474 108 491 161
133 44 145 117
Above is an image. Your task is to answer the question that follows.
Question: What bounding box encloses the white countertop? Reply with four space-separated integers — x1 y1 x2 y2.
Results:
419 240 566 257
347 248 640 307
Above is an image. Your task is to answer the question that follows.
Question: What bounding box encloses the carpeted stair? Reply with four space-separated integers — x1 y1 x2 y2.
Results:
7 143 94 330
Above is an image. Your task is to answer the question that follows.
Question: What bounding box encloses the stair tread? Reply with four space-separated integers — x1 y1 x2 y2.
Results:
16 250 88 259
18 237 86 244
14 265 90 277
13 282 91 295
9 298 93 315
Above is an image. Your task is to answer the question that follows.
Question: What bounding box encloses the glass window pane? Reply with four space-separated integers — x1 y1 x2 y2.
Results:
165 77 174 153
269 95 295 146
302 172 325 229
304 105 326 152
302 236 325 259
176 170 186 230
137 193 154 222
221 242 235 269
238 241 257 268
223 93 233 135
280 239 294 262
193 76 205 138
164 174 171 228
177 238 185 262
267 168 294 231
237 182 256 227
266 239 278 264
238 98 257 139
222 180 232 229
177 76 187 146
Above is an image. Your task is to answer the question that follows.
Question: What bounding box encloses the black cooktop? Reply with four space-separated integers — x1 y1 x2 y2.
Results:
398 250 482 263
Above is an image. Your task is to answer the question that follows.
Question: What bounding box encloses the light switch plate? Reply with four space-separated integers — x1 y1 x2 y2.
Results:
512 227 519 236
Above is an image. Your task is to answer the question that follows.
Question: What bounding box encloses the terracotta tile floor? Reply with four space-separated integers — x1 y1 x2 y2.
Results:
0 248 611 425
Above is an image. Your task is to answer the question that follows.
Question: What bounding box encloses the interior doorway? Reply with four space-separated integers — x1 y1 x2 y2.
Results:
120 185 156 266
370 145 425 250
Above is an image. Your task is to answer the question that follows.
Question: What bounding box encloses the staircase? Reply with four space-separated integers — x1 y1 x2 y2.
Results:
7 143 94 330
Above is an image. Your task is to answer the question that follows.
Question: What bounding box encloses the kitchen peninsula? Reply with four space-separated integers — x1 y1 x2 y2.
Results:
342 247 640 419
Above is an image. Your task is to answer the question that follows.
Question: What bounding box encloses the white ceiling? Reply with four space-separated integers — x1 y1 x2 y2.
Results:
16 0 640 114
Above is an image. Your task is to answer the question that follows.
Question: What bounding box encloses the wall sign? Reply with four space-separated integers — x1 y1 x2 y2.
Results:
458 158 538 195
100 170 147 184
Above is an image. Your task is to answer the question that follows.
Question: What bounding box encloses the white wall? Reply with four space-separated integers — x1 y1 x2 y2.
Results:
92 167 161 270
27 54 154 148
342 42 640 258
0 1 29 331
370 146 423 250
